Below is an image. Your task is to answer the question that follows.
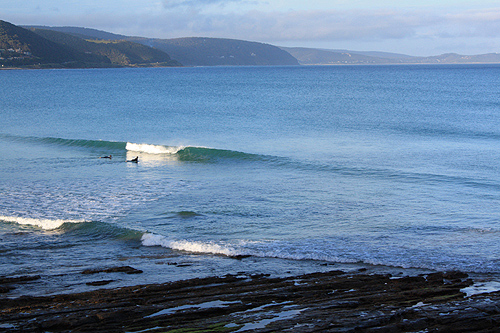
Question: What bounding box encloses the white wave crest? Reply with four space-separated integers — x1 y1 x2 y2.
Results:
126 142 184 155
141 233 238 256
0 215 87 230
141 234 360 263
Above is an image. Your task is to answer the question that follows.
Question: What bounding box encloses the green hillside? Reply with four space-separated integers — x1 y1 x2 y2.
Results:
25 26 300 66
0 20 108 67
30 28 181 66
1 20 181 68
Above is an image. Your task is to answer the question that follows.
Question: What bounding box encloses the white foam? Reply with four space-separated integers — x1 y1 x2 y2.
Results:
461 281 500 297
228 302 305 332
141 233 238 256
126 142 183 155
141 233 365 263
146 300 241 318
0 215 87 230
235 309 304 332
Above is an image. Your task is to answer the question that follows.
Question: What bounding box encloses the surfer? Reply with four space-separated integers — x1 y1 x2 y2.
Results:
127 156 139 163
100 155 112 159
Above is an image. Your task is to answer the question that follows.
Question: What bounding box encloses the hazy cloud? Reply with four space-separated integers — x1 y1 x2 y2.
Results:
162 0 246 9
161 6 500 44
442 8 500 38
7 6 500 43
125 8 442 43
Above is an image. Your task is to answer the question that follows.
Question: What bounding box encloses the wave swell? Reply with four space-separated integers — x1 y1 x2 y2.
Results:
0 215 144 242
3 215 497 274
1 134 272 163
140 233 358 263
4 134 489 190
0 134 127 151
140 232 500 274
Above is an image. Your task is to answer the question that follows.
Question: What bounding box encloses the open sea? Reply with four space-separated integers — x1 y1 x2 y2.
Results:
2 64 500 297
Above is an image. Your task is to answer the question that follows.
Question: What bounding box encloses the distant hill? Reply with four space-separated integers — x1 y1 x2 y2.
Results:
29 28 180 67
26 26 299 66
282 47 500 65
418 53 500 64
132 37 299 66
343 50 415 60
281 47 393 65
0 20 180 68
0 20 109 67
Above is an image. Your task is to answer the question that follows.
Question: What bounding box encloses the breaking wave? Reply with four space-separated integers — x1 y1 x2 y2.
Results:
140 233 358 263
140 232 500 274
125 142 184 154
0 215 144 241
0 215 88 230
141 233 238 257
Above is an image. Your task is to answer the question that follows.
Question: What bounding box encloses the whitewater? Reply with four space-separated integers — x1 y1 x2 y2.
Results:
1 65 500 296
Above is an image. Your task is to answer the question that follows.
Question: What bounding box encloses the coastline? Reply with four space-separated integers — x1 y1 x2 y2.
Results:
3 62 500 71
2 268 500 332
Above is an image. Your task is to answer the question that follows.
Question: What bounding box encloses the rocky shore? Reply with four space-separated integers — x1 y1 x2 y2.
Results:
1 268 500 332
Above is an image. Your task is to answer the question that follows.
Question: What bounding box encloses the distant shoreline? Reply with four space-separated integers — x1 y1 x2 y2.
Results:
3 62 500 71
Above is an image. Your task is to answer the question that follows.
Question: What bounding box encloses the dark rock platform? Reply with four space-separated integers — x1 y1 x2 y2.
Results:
1 269 500 332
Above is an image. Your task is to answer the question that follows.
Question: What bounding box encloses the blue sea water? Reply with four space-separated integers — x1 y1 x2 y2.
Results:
1 64 500 296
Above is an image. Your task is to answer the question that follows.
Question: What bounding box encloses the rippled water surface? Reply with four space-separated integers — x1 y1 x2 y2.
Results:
2 65 500 295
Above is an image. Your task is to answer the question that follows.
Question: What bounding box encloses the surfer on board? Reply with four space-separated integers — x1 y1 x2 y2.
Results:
127 156 139 163
100 155 112 159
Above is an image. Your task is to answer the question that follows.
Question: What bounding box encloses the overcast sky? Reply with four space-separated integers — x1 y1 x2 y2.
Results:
2 0 500 56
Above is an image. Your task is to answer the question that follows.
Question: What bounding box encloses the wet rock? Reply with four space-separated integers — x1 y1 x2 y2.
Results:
81 266 143 275
250 273 270 279
230 254 252 260
175 263 192 267
0 286 14 293
0 275 41 284
0 275 41 294
2 270 500 332
86 280 114 286
443 270 469 281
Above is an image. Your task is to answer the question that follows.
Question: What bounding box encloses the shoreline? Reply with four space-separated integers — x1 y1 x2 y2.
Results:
2 269 500 332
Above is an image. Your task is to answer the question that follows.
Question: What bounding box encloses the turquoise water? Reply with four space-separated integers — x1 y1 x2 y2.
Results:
2 65 500 296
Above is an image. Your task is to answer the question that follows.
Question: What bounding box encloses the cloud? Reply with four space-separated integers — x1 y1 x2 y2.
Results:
131 8 438 43
442 8 500 38
6 2 500 43
157 6 500 44
162 0 246 9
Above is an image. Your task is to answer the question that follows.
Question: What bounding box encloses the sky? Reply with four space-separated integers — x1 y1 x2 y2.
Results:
2 0 500 56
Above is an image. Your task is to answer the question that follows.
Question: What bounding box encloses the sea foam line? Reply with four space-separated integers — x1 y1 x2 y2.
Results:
0 215 87 230
141 233 360 263
141 233 238 256
126 142 185 155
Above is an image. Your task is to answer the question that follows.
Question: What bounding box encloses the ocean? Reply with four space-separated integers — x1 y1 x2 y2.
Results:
1 64 500 297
